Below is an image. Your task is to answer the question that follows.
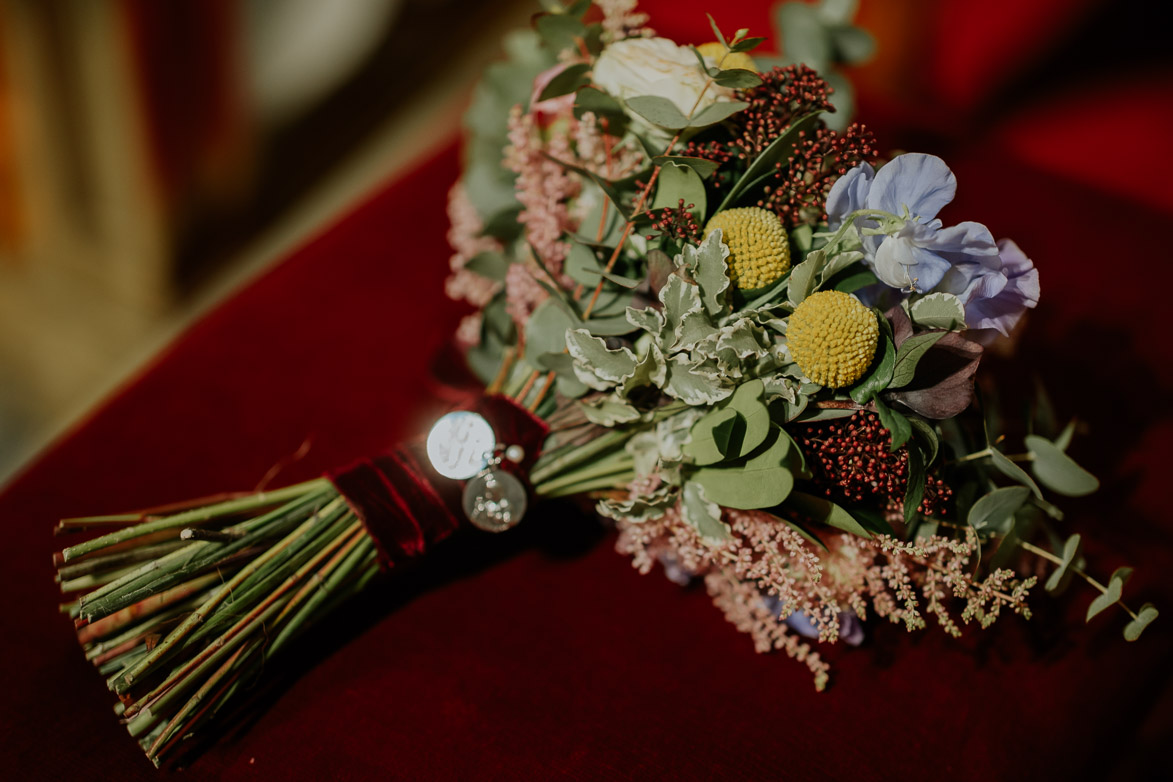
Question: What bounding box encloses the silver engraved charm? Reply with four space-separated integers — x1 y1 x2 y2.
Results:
462 469 527 532
426 411 496 480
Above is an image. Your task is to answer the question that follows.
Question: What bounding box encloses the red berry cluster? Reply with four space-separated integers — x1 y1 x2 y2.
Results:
684 65 834 176
794 411 953 518
759 123 878 228
644 199 702 243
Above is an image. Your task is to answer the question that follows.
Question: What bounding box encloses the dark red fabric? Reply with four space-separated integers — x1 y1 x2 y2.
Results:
2 1 1172 779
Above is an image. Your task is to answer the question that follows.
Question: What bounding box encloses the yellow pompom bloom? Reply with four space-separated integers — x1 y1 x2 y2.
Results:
705 207 790 290
787 291 879 388
696 42 758 73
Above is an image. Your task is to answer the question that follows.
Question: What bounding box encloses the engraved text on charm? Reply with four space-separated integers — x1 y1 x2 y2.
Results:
426 412 496 480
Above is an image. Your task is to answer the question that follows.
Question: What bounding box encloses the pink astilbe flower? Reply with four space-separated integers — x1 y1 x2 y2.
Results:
706 568 831 691
454 313 483 349
615 505 1036 689
504 106 580 282
444 184 502 311
504 261 548 326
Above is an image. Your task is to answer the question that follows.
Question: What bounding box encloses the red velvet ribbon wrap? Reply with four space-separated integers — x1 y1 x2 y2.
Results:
326 396 549 569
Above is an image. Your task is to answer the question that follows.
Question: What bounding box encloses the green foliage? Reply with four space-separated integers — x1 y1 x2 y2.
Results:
565 330 637 390
910 293 966 331
890 332 946 389
626 96 692 129
988 447 1043 500
1124 604 1159 641
787 491 871 538
690 426 795 509
1086 566 1132 622
538 62 591 101
681 481 732 542
651 162 707 219
873 397 911 451
718 112 823 211
968 486 1030 534
849 331 895 405
1045 534 1083 594
1025 435 1099 497
902 441 925 524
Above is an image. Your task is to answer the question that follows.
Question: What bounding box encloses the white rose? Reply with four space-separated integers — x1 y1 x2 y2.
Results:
593 37 735 122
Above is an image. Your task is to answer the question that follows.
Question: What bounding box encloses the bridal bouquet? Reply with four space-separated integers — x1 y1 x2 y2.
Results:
53 0 1157 766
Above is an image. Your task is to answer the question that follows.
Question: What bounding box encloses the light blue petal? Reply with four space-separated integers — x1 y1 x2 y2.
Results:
874 236 951 291
866 153 957 220
826 162 874 228
926 220 999 261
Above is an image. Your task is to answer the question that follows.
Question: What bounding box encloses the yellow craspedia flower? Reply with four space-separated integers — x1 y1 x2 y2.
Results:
705 207 790 290
696 42 758 73
787 290 879 388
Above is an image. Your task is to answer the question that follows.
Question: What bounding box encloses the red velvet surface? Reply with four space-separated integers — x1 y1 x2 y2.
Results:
3 1 1172 778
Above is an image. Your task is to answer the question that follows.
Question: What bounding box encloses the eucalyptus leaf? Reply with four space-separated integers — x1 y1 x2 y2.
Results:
989 448 1043 500
574 86 625 120
536 13 585 55
681 481 732 542
724 379 770 458
787 491 872 538
729 35 767 53
1025 435 1099 497
651 162 707 218
684 407 742 466
890 332 946 389
537 62 591 101
690 427 795 509
652 155 721 179
1045 534 1083 594
690 100 751 127
713 68 763 89
910 293 966 331
1086 566 1133 622
525 299 576 358
1123 603 1158 641
968 486 1030 533
626 95 691 129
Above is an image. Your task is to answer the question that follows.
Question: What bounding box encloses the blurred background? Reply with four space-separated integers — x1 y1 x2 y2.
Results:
0 0 1170 483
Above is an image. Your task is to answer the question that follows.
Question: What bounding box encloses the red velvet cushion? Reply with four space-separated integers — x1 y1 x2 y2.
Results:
2 1 1171 778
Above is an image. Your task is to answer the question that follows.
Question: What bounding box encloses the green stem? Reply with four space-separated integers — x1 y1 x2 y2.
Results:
530 428 631 485
63 479 331 562
114 497 346 695
535 453 635 495
1017 539 1140 621
540 470 636 498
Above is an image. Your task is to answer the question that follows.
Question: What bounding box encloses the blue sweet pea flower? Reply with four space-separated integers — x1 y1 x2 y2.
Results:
938 238 1040 337
827 154 999 292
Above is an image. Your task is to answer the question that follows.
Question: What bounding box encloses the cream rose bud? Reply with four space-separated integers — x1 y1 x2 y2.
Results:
593 37 735 120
